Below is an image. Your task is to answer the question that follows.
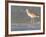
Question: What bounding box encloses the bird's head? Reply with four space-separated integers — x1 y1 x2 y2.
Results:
25 9 29 13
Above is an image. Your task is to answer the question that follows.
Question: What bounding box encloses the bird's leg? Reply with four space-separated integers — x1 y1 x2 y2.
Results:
33 18 34 25
31 18 34 28
31 18 34 25
31 18 33 25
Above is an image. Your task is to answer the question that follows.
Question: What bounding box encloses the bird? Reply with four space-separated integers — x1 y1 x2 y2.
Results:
25 9 39 25
26 9 39 18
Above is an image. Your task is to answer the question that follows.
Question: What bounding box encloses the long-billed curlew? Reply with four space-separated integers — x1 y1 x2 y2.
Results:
25 9 39 25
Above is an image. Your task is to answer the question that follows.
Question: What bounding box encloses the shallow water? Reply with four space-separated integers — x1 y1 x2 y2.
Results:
11 22 40 31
